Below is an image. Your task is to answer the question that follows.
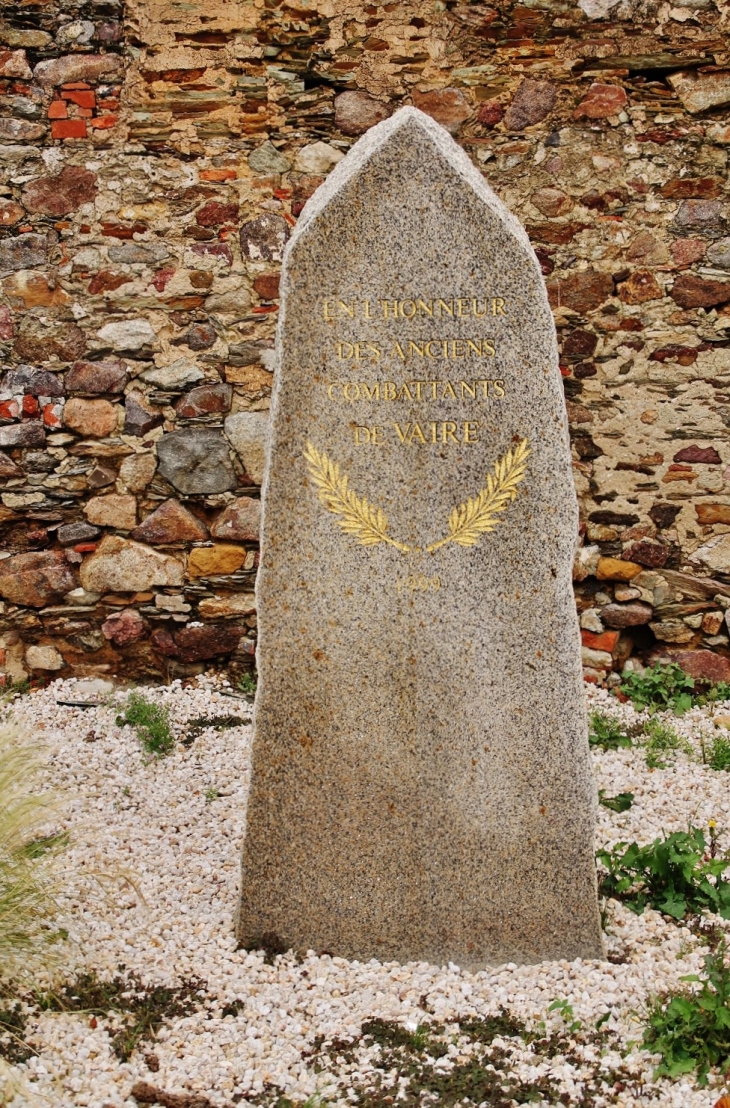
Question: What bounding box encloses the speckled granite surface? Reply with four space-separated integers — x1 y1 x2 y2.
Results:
237 108 603 968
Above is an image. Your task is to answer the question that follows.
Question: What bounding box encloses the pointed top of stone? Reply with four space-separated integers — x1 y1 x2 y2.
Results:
290 106 533 261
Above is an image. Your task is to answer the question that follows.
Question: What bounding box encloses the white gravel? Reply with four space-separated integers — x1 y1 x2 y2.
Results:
1 676 730 1107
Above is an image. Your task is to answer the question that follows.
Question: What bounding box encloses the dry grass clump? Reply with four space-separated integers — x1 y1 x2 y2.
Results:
0 726 66 1104
0 727 64 979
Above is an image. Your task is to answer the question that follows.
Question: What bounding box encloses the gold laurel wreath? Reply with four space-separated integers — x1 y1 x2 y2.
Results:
303 441 411 553
425 438 530 553
303 439 529 556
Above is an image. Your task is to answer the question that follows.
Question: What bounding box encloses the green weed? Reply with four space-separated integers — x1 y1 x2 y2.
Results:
117 692 174 757
620 663 730 716
620 663 696 715
237 671 258 697
641 717 691 769
247 1007 637 1108
0 679 30 706
588 711 635 751
696 681 730 708
183 714 246 746
643 938 730 1085
705 732 730 772
599 790 634 813
597 826 730 920
547 998 582 1034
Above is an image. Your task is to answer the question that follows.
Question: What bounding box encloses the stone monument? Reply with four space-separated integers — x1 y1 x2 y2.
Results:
237 107 603 968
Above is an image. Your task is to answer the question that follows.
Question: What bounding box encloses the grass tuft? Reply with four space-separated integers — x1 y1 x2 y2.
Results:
0 728 64 982
588 711 635 751
117 692 174 757
641 717 692 769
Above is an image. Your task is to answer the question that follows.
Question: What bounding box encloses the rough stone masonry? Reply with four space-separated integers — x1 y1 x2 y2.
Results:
237 108 603 967
4 0 730 688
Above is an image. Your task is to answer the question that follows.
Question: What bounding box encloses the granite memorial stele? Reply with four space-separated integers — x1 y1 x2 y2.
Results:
237 106 603 968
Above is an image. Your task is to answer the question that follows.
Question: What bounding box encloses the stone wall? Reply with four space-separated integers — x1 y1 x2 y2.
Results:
3 0 730 686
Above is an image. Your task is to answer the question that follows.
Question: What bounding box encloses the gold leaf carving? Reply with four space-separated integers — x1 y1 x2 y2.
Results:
304 439 529 558
426 438 530 554
304 441 411 553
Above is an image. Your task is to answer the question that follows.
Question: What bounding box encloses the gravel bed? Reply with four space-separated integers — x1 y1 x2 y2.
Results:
1 677 729 1108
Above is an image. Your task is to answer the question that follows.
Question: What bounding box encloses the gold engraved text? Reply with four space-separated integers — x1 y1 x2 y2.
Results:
397 574 442 593
328 379 505 402
323 297 507 320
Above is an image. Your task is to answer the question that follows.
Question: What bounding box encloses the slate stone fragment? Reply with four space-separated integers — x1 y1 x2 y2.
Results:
156 428 237 494
175 383 232 418
671 274 730 309
672 199 724 233
601 602 654 628
504 79 557 130
124 393 161 437
210 497 261 542
0 452 22 477
22 166 97 216
14 315 86 363
33 52 122 87
57 522 100 545
0 550 75 607
673 444 722 464
0 422 45 448
151 624 244 663
0 234 47 278
248 140 291 174
102 608 149 645
412 88 471 132
80 535 184 593
65 359 127 394
131 500 209 544
239 214 289 263
334 91 391 136
182 322 217 351
1 365 63 396
547 269 614 313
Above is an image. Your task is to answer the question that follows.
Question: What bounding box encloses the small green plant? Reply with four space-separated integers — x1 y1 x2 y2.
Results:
204 788 219 804
0 679 31 706
641 717 691 769
599 790 634 813
547 998 582 1034
642 938 730 1084
598 826 730 920
696 681 730 708
117 692 174 757
620 664 730 717
620 663 696 715
705 732 730 772
588 711 634 751
237 671 258 697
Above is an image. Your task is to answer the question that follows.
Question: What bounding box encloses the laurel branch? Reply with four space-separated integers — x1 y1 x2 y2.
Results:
425 438 530 553
303 439 529 557
303 441 411 553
